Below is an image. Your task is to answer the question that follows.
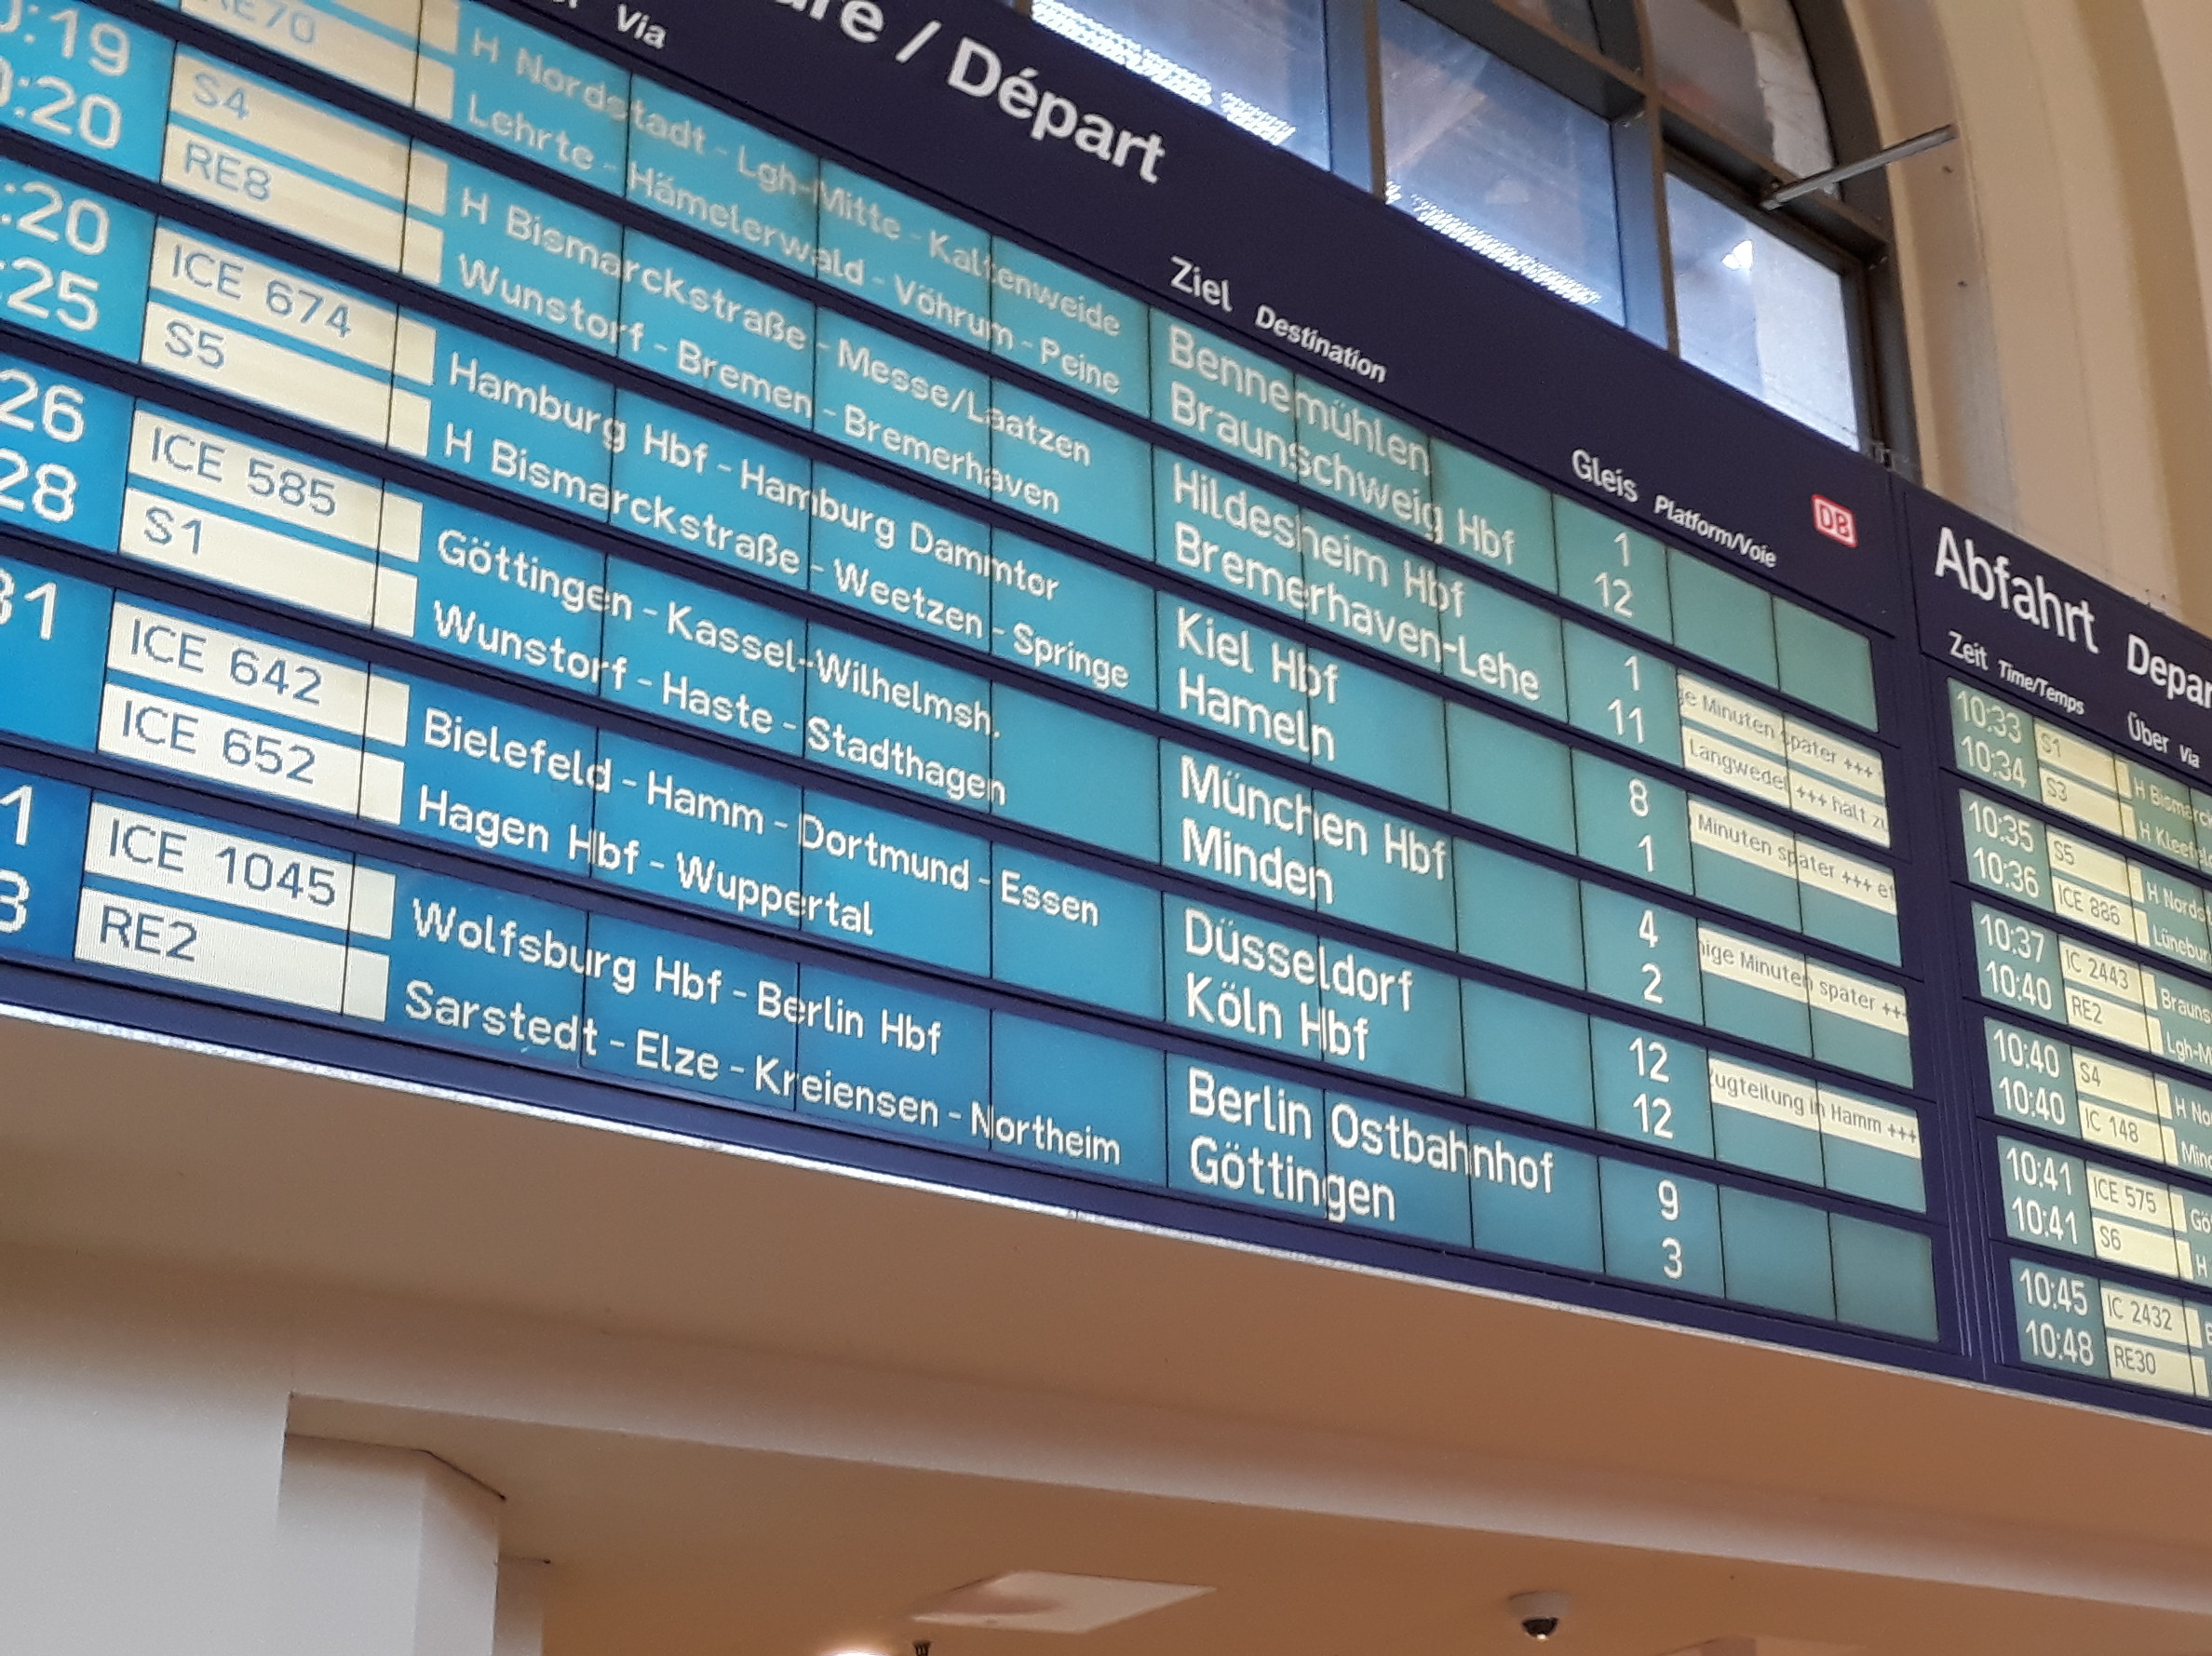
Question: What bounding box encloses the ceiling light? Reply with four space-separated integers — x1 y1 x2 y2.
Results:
1722 238 1757 272
910 1571 1209 1633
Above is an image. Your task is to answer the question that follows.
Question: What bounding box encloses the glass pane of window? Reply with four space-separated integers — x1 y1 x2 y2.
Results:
1647 0 1834 179
1378 0 1624 322
1032 0 1330 168
1495 0 1601 52
1666 176 1858 446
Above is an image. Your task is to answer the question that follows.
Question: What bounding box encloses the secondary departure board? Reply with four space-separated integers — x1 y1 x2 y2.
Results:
0 0 2197 1418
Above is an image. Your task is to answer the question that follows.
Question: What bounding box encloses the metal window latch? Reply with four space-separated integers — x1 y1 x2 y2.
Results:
1761 126 1958 209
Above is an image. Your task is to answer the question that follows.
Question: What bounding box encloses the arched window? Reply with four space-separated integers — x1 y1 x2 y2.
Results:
1024 0 1907 464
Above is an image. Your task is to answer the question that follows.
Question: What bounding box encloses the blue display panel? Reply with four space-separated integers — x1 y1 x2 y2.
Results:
0 0 1995 1376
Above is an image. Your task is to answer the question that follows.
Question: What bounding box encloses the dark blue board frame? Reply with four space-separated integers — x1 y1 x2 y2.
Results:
39 0 2212 1416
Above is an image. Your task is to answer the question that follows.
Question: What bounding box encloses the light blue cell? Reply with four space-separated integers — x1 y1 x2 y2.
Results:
789 963 991 1151
804 626 994 809
1591 1017 1713 1155
588 728 800 926
1720 1186 1835 1318
816 163 993 347
814 313 990 495
1150 315 1296 478
1441 580 1565 720
0 553 109 749
1463 981 1592 1126
1154 450 1304 618
1580 884 1703 1024
404 496 611 693
1709 1059 1825 1185
1697 929 1809 1057
992 380 1151 555
1322 1092 1473 1245
991 532 1153 707
1818 1091 1926 1212
619 228 815 424
417 318 616 513
0 764 89 960
1469 1128 1600 1269
1669 550 1776 688
1557 497 1671 641
600 558 804 754
426 1 627 192
1431 441 1556 590
624 76 819 277
1564 624 1682 765
1573 750 1692 893
989 237 1148 414
1315 795 1453 949
0 3 172 177
1313 652 1448 809
1302 511 1447 672
0 158 155 361
1810 976 1912 1084
991 843 1163 1018
1321 940 1463 1093
390 671 600 873
581 910 797 1111
608 388 809 585
376 864 589 1063
808 464 991 651
1776 600 1879 731
1445 703 1573 845
1838 1216 1940 1340
1167 896 1317 1062
413 149 626 351
1161 741 1318 910
1292 373 1432 537
990 1015 1167 1182
1600 1158 1721 1294
1157 594 1311 763
991 686 1157 858
802 785 986 968
1167 1052 1327 1218
1456 840 1582 987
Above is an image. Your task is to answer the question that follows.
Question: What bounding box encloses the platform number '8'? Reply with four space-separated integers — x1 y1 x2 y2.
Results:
0 782 34 934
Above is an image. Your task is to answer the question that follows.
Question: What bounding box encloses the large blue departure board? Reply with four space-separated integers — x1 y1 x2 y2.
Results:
0 0 2201 1418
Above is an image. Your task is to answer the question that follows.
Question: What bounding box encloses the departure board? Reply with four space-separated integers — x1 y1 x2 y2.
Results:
0 0 2205 1416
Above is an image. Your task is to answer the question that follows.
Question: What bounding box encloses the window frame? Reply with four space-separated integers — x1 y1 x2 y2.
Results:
1014 0 1910 465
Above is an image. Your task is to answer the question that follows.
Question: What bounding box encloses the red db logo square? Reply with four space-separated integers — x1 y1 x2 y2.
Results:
1813 494 1857 546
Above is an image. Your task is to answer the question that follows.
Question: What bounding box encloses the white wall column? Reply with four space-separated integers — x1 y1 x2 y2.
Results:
276 1437 505 1656
493 1558 551 1656
0 1254 291 1656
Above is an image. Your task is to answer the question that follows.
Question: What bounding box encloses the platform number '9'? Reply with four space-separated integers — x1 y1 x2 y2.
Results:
1655 1178 1684 1279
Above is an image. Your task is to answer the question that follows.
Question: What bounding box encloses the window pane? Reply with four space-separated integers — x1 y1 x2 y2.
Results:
1647 0 1834 179
1495 0 1602 52
1032 0 1330 168
1666 176 1858 446
1379 0 1624 322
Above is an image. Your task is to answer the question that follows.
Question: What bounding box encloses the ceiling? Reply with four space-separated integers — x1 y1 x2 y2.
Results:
8 1003 2212 1656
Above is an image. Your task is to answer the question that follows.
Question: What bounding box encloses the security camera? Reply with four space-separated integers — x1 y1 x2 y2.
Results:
1507 1591 1570 1641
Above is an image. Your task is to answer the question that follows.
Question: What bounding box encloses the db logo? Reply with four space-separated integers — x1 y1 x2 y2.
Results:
1813 494 1857 546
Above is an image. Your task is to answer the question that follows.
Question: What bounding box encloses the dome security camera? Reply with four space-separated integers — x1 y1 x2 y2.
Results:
1507 1591 1571 1641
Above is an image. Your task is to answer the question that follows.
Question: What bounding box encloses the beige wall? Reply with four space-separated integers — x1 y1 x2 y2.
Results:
1850 0 2212 626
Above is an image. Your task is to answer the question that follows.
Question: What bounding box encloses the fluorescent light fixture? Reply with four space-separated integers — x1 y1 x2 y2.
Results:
1384 182 1607 308
911 1571 1210 1633
1032 0 1302 149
